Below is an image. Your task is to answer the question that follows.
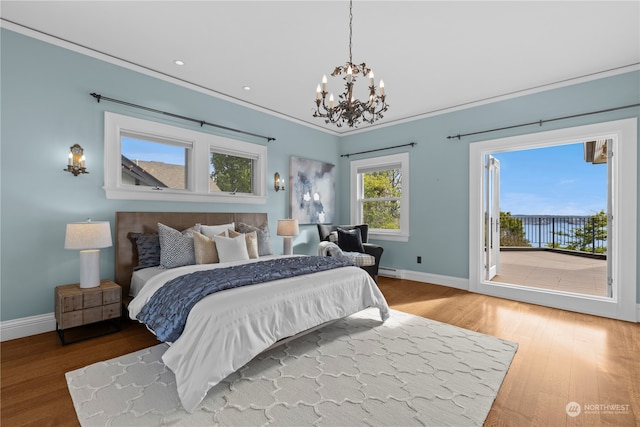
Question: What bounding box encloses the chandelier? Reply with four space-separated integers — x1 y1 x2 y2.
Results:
313 0 388 128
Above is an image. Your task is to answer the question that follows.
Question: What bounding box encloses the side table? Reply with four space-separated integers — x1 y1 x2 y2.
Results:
54 279 122 345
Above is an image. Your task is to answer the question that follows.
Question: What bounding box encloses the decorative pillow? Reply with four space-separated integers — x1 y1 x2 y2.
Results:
158 223 201 269
214 234 250 263
130 233 161 271
193 231 225 264
237 222 273 256
201 222 235 238
337 227 365 253
228 229 259 259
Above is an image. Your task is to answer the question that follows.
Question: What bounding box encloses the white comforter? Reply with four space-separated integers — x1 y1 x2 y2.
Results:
128 255 390 413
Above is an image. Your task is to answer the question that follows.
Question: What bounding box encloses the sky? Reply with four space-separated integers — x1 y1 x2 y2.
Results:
121 137 186 166
492 142 607 216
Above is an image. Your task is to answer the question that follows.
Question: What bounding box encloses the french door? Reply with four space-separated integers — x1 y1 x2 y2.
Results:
468 119 637 322
485 155 500 280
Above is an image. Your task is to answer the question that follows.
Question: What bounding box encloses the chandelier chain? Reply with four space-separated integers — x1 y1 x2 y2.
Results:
348 0 353 64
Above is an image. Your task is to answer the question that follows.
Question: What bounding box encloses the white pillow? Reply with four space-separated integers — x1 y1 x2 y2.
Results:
201 222 235 238
214 234 249 263
228 229 259 259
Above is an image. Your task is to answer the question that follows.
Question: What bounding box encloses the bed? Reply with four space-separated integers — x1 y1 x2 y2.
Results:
116 212 390 413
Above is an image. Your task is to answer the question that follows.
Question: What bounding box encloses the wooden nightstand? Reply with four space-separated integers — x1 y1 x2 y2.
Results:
55 279 122 345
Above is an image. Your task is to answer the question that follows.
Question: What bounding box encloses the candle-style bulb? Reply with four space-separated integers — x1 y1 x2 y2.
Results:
316 84 322 100
329 94 334 109
322 74 327 92
379 80 385 96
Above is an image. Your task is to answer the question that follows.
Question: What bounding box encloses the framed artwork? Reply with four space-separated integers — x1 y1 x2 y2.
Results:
289 156 336 224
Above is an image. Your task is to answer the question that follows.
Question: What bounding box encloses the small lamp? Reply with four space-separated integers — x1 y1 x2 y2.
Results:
277 219 299 255
64 220 112 288
274 172 284 192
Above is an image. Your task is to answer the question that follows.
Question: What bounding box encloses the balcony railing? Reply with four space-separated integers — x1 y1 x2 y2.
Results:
500 214 607 254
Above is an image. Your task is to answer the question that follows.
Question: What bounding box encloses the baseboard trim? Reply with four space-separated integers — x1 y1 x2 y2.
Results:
1 313 56 342
379 267 469 290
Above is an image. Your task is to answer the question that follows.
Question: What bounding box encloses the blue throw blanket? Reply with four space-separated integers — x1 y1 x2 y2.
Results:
137 256 355 342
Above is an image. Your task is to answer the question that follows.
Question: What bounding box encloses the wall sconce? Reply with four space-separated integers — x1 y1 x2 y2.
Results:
65 144 89 176
274 172 285 192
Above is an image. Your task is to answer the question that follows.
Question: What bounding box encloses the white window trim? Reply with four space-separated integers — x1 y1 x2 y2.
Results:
104 112 267 204
469 118 637 322
350 152 409 242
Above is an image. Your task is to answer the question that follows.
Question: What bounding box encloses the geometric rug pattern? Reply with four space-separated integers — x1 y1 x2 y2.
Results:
66 308 517 426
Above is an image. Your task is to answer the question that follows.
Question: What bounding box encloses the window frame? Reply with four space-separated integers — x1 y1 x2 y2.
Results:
104 112 267 204
350 152 410 241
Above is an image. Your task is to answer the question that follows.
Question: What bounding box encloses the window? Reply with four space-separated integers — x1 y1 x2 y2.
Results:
104 112 267 203
209 150 255 194
121 134 190 190
350 152 409 241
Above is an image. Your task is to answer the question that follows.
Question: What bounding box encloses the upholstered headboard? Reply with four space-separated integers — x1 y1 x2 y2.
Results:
115 211 268 298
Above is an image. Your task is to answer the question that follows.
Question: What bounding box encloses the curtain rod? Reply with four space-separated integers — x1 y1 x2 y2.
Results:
447 103 640 140
90 92 276 142
341 142 416 158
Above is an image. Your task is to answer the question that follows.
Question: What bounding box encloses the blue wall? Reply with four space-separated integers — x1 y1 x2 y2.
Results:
338 71 640 296
1 28 639 323
0 29 339 321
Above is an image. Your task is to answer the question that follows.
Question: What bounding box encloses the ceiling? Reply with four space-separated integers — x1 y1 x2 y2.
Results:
2 1 639 135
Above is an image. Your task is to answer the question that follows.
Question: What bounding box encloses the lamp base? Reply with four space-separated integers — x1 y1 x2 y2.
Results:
282 236 293 256
79 249 101 288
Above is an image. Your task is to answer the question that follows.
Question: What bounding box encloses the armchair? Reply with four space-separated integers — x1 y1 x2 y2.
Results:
317 224 384 282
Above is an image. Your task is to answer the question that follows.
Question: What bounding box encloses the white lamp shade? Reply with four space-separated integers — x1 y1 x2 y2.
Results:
65 221 112 250
65 221 111 288
277 219 299 237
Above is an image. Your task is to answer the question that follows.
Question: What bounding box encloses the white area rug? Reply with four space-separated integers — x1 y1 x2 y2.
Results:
66 308 517 426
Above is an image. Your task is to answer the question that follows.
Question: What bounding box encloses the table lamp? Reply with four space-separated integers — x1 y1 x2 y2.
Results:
64 220 112 288
277 219 299 255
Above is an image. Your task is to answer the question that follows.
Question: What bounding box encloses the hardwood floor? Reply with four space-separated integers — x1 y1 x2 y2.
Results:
377 277 640 427
2 277 639 426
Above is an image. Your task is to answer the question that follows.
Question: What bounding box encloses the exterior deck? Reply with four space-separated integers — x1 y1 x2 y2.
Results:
492 250 607 297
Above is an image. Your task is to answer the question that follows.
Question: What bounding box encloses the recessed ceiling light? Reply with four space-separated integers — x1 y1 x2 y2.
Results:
242 86 251 91
174 60 185 66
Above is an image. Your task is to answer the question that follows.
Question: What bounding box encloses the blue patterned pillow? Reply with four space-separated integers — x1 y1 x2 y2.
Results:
158 223 201 269
130 233 160 271
237 222 273 256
